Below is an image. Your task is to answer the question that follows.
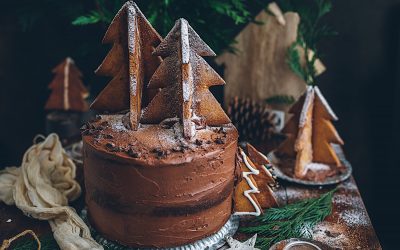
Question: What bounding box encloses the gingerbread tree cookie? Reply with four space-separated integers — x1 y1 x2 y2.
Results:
276 86 344 179
92 1 162 130
141 18 230 138
234 148 262 216
45 57 89 112
246 144 278 209
234 146 277 216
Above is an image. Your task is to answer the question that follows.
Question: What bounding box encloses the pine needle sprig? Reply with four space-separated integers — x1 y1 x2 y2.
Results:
265 95 295 105
287 42 306 82
280 0 336 86
70 0 255 54
240 188 337 249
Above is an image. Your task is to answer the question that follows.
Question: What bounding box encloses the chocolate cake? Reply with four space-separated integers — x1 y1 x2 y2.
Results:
82 116 237 247
82 1 238 248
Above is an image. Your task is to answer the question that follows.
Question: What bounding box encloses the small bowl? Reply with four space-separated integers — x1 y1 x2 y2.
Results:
270 238 333 250
283 241 321 250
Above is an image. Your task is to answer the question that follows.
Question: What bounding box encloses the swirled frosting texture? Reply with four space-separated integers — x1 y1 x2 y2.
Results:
82 115 238 247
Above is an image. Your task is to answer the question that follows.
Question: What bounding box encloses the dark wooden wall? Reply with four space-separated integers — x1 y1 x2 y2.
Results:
0 0 399 248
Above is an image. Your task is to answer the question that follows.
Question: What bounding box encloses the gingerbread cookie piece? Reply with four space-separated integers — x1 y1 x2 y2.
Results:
234 148 262 216
246 144 278 209
141 18 230 138
276 86 344 179
45 57 89 112
92 2 162 130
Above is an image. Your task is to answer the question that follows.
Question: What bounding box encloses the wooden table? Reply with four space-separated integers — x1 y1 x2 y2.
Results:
0 176 381 249
273 177 382 249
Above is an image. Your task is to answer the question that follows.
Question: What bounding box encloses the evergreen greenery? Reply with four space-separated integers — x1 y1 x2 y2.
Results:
265 95 296 105
240 188 337 249
72 0 256 54
5 0 270 56
279 0 336 85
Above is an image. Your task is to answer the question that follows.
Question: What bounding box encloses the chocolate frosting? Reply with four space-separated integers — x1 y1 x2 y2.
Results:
82 115 238 247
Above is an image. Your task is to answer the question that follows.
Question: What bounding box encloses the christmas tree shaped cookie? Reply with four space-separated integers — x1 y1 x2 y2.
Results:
141 18 230 138
276 86 344 180
91 1 162 130
45 57 88 112
234 146 277 216
246 144 278 209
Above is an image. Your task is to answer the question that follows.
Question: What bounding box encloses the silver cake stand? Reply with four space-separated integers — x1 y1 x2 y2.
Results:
81 208 239 250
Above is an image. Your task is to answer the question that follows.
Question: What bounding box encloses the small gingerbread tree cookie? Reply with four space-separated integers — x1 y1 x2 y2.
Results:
45 57 89 112
246 144 278 209
276 86 344 179
234 146 278 216
92 1 162 130
141 18 230 138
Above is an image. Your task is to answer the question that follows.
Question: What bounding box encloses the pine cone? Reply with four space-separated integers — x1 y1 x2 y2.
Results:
227 97 279 142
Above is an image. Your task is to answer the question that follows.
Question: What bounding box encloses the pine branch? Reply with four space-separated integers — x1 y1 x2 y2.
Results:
281 0 336 86
70 0 255 54
240 188 337 249
72 10 102 25
265 95 295 105
286 42 306 82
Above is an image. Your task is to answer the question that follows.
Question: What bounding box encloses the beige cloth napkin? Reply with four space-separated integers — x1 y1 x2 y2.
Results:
0 133 102 250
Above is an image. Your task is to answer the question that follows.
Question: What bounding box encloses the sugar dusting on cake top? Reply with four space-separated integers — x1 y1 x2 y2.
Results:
82 114 237 165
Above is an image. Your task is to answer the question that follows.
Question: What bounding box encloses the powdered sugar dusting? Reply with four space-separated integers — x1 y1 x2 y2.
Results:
298 86 315 128
104 115 129 132
284 188 317 202
334 193 370 227
314 86 338 121
156 125 182 148
305 163 331 172
180 20 195 138
338 179 358 191
127 4 137 95
340 209 369 227
333 193 362 207
313 222 350 249
182 63 193 102
180 19 190 64
112 121 128 132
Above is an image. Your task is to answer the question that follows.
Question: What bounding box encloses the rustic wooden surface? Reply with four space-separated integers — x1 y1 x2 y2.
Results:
0 175 381 249
273 177 382 249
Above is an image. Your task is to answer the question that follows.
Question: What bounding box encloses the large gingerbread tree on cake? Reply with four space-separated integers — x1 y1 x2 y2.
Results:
45 57 89 112
92 1 162 130
277 86 344 178
141 18 230 138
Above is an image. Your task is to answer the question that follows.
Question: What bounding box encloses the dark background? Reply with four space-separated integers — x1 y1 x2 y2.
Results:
1 0 399 248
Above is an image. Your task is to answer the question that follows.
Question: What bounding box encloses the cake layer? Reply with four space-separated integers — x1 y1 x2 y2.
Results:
87 194 232 248
82 115 238 247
